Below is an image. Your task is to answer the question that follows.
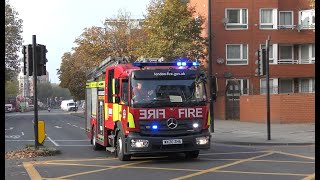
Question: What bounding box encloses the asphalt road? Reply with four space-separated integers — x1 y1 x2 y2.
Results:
5 110 315 180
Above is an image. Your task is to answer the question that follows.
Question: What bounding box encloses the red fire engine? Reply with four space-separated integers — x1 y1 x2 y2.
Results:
85 57 216 161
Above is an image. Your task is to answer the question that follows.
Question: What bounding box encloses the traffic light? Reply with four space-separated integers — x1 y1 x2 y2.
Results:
255 49 267 76
36 44 47 76
22 44 33 76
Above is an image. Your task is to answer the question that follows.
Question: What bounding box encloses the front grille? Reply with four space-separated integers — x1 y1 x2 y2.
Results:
138 119 202 137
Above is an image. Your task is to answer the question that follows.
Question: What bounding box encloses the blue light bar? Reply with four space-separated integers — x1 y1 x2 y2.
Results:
132 62 200 67
152 125 158 130
193 62 200 66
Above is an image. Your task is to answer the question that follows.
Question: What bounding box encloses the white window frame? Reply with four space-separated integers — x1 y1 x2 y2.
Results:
278 45 294 63
260 44 278 64
225 8 248 30
299 78 315 93
226 79 249 96
226 44 248 65
279 78 294 94
299 44 315 64
260 8 278 29
260 78 278 94
278 11 294 29
299 9 315 29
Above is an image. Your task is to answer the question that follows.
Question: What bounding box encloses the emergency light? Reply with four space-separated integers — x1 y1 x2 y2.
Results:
152 125 158 130
133 61 200 68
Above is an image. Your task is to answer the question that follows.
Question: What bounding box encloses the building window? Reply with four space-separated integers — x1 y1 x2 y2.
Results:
226 44 248 65
299 10 315 29
279 45 294 63
260 78 278 94
260 9 277 29
225 8 248 29
260 44 276 64
226 79 249 96
300 44 315 64
278 11 293 29
279 79 294 94
299 78 315 93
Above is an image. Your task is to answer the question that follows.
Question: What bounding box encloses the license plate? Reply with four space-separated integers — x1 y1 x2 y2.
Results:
163 139 183 145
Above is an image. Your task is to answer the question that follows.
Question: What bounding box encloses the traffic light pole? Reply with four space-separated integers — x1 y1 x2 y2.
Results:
208 0 214 133
32 35 39 149
266 36 271 140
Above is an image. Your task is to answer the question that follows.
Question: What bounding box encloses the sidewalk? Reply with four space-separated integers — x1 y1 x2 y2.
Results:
211 120 315 145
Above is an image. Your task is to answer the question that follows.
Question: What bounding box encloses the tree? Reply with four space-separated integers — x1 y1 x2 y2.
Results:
5 0 23 81
5 80 19 100
51 84 72 100
37 82 53 103
310 0 315 9
58 9 146 100
138 0 207 61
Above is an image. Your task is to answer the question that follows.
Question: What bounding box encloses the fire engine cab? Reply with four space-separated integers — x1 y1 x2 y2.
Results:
85 56 214 161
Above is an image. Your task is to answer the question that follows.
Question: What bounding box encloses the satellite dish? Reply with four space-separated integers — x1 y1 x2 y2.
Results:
222 18 229 24
216 58 224 64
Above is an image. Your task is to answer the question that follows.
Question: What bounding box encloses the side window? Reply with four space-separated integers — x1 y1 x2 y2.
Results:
121 80 129 105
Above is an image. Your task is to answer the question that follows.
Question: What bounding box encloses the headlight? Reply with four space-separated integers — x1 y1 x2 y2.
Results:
196 136 209 145
193 123 199 128
131 139 149 148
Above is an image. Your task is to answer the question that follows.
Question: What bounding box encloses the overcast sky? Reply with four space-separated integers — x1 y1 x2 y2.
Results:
10 0 151 83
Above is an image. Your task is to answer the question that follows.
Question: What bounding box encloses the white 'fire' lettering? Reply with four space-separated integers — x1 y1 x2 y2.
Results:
178 108 202 118
139 109 166 119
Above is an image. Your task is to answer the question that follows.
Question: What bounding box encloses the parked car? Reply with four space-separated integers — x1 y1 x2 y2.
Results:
67 102 78 112
5 104 13 113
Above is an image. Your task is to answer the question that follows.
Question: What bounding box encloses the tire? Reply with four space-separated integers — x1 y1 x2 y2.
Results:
185 150 199 159
92 127 103 151
116 131 131 161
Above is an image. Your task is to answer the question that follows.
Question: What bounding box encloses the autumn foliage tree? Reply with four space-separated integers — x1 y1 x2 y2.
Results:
5 0 23 81
58 10 145 100
138 0 207 61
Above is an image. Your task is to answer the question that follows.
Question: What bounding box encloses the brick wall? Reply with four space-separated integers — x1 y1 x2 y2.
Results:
240 94 315 123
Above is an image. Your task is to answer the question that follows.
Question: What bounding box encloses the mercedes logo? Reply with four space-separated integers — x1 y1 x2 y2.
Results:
167 118 178 129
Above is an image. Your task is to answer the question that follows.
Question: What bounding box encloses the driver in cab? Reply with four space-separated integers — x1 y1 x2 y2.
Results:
132 82 154 102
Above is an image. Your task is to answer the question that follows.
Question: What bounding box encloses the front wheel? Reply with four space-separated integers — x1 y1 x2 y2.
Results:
116 131 131 161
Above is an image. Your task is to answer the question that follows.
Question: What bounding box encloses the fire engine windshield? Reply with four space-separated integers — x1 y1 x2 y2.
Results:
131 79 207 108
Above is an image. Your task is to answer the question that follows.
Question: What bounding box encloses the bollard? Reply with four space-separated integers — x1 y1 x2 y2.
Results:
38 120 46 145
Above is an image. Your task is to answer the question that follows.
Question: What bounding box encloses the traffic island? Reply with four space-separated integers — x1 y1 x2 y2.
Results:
5 145 61 160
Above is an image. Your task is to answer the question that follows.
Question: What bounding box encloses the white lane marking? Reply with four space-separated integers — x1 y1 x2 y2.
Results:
6 140 34 142
80 127 85 130
21 132 24 136
5 135 21 139
58 145 91 147
54 140 88 141
72 125 78 128
54 126 62 129
67 123 71 125
5 127 14 131
47 136 60 146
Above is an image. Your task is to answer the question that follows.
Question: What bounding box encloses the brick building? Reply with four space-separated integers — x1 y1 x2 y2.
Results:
189 0 315 123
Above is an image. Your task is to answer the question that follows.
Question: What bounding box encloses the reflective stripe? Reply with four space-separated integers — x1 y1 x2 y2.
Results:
127 107 135 128
87 82 98 88
98 81 105 88
112 79 115 102
112 104 120 121
207 112 210 126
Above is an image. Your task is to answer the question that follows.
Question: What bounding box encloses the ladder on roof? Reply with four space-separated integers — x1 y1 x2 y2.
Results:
86 56 129 81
